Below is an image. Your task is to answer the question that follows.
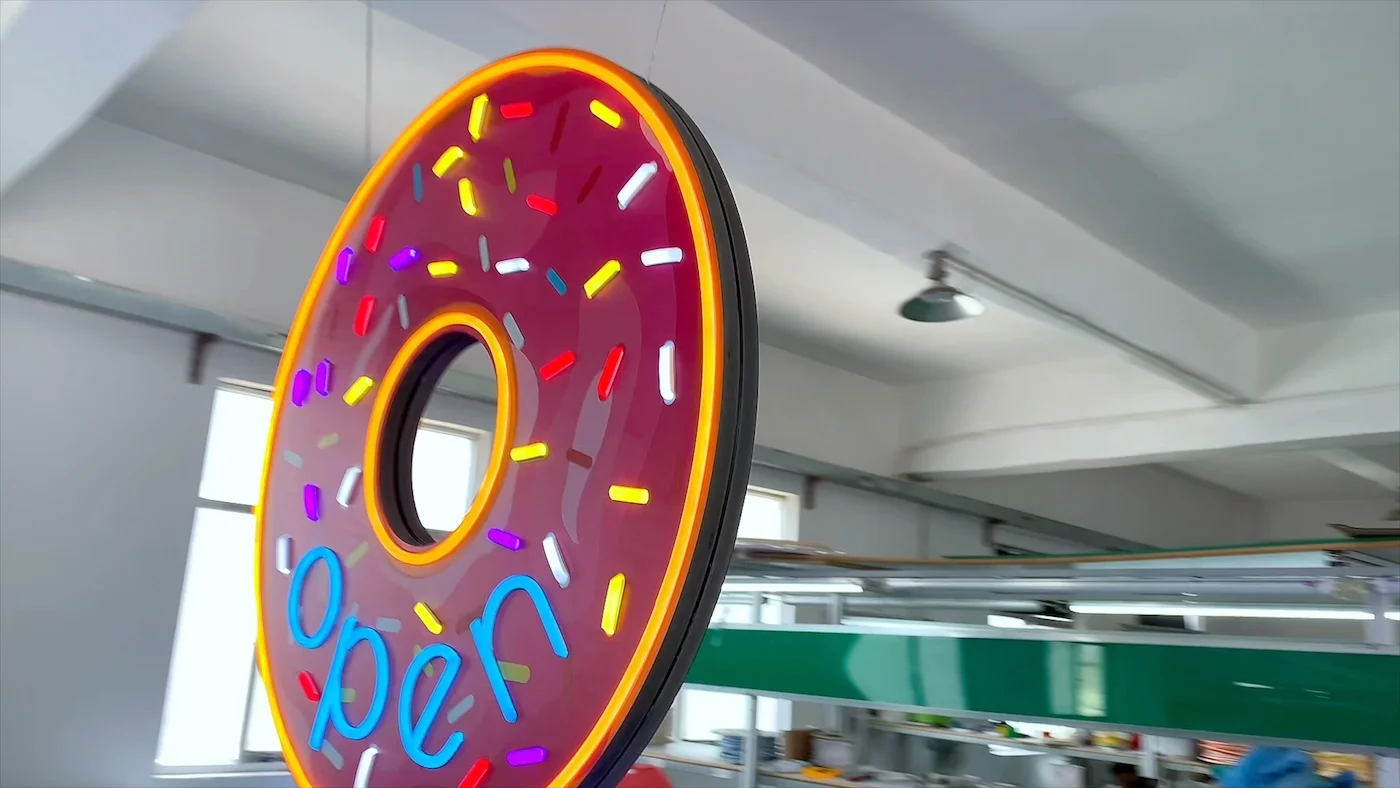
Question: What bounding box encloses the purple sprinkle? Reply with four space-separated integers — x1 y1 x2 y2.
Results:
335 247 355 285
303 484 321 522
506 747 546 767
290 369 312 407
315 359 333 396
487 528 524 551
388 246 421 271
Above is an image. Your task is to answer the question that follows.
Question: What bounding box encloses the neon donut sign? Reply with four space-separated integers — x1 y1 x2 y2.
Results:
255 49 757 786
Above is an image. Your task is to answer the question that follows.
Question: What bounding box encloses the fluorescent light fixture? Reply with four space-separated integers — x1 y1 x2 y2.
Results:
721 580 864 595
1070 603 1400 621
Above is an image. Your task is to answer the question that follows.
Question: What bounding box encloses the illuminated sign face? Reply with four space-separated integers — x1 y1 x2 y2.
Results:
255 49 756 787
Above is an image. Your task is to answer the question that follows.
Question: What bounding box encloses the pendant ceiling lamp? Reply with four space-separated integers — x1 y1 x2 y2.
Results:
899 249 985 323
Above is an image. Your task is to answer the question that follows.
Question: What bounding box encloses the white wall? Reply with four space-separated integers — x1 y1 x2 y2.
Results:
1263 496 1397 542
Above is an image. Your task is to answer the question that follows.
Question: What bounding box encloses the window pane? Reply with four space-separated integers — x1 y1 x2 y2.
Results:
411 426 476 533
737 492 785 541
156 508 257 766
244 668 282 755
198 388 273 506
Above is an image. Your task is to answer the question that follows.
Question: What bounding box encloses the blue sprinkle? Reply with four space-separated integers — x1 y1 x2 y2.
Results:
412 164 424 202
546 268 567 295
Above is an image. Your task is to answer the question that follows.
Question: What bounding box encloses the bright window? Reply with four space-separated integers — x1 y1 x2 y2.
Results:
676 488 797 741
155 385 482 767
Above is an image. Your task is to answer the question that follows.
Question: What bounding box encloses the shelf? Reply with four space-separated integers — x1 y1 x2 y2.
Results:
638 745 861 788
870 721 1214 773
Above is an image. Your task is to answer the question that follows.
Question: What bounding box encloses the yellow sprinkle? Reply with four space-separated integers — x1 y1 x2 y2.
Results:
343 376 374 406
590 99 621 128
583 260 622 299
341 688 356 703
317 433 340 449
503 158 516 194
469 94 489 141
458 178 478 216
427 260 459 278
510 442 549 462
431 146 465 178
413 602 443 635
413 645 434 677
608 485 650 505
345 541 369 568
499 661 531 683
602 573 626 636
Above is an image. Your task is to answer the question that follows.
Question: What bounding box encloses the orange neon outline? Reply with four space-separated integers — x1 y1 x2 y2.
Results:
363 307 517 565
254 48 724 788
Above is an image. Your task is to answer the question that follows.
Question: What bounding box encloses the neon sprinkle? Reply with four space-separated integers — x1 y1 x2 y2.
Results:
353 746 379 788
578 165 602 203
458 178 479 216
322 742 344 770
488 528 525 551
397 294 409 329
500 101 533 119
432 146 465 178
642 246 684 266
584 259 622 299
353 296 375 336
550 102 570 152
495 257 529 275
303 484 321 522
428 260 459 278
590 99 622 128
507 747 547 767
336 466 361 507
374 617 402 633
345 541 369 568
566 449 594 468
504 312 524 348
343 376 374 405
412 163 423 202
503 158 516 194
598 344 625 399
447 694 475 723
315 359 333 396
469 94 489 141
276 535 292 574
291 369 312 407
609 485 650 505
602 573 626 635
335 247 355 284
510 442 549 462
342 688 356 702
414 601 444 635
284 450 303 467
298 671 321 701
499 662 531 683
543 532 570 588
414 645 434 678
365 215 386 253
526 194 557 216
388 246 421 271
478 235 490 272
618 162 658 210
659 340 677 404
540 350 575 380
318 433 340 448
546 267 567 295
460 758 492 788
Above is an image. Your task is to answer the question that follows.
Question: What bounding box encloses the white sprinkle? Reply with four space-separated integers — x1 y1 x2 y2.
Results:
504 312 524 348
347 602 359 620
479 235 490 272
543 532 570 589
276 535 293 574
353 746 378 788
641 247 683 267
337 466 362 508
496 257 529 275
618 161 658 210
659 340 677 405
323 741 344 770
283 450 303 467
397 294 409 329
374 617 402 633
447 694 476 723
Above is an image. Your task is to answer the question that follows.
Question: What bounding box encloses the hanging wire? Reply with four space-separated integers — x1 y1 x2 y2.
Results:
644 0 669 86
364 0 375 170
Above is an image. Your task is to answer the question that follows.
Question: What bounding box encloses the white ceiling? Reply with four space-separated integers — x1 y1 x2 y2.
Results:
718 0 1400 327
1170 444 1400 500
88 0 1098 383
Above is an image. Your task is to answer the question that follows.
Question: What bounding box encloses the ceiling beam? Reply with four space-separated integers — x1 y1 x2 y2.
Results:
0 0 201 194
1313 450 1400 494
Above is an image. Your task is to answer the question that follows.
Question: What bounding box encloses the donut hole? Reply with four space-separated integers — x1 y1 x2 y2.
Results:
377 330 497 546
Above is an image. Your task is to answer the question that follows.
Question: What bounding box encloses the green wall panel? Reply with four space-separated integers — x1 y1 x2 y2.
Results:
686 628 1400 749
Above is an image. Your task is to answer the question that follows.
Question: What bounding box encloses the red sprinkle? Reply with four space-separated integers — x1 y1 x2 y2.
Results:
500 102 534 119
459 758 492 788
353 296 375 336
566 449 594 469
297 671 321 702
540 351 576 381
525 194 557 216
365 215 386 253
598 345 625 401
